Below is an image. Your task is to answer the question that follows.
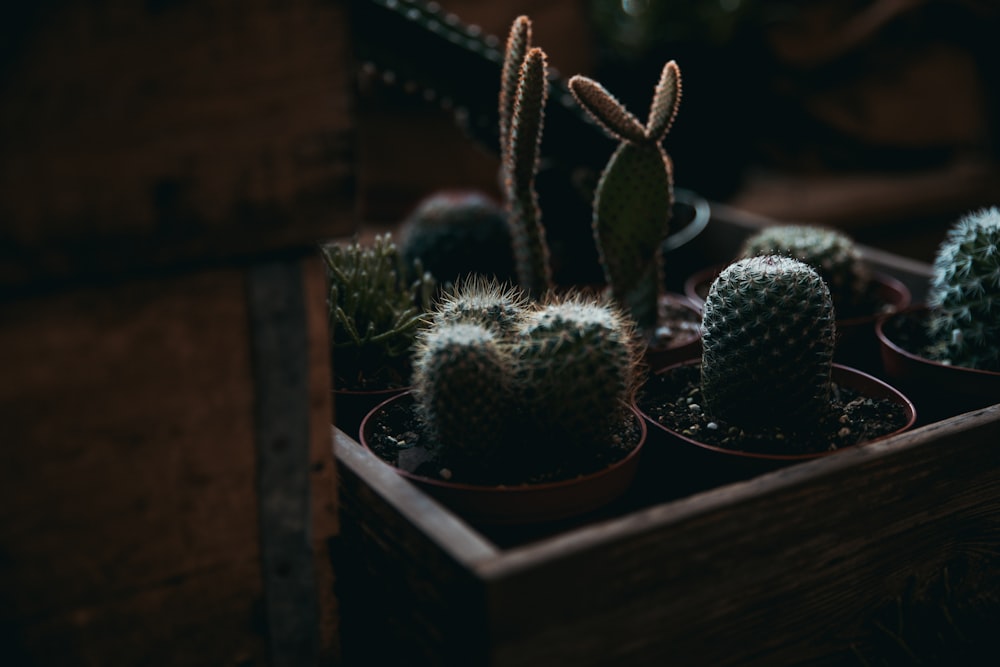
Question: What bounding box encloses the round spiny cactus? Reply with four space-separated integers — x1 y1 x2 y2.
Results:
514 293 644 447
701 255 836 430
738 224 870 312
411 321 514 462
431 276 530 336
926 207 1000 371
569 60 681 330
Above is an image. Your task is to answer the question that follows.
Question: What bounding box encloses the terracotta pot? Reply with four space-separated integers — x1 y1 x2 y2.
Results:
333 385 408 441
684 264 911 373
359 391 648 525
637 360 916 490
876 305 1000 425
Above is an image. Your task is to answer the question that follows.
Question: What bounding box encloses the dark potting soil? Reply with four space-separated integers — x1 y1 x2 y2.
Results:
365 397 642 487
881 308 936 358
650 298 702 350
638 364 910 456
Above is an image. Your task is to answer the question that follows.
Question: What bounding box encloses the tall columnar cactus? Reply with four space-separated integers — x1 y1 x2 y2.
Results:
412 321 514 462
499 17 552 297
925 207 1000 371
700 255 837 430
515 294 643 447
321 234 435 387
738 224 871 312
568 61 682 330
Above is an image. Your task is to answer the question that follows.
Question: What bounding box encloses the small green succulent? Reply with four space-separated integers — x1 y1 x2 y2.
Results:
925 207 1000 371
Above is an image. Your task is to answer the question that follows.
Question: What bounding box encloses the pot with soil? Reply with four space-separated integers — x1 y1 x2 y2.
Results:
641 255 916 491
360 278 648 525
684 224 910 373
876 207 1000 424
321 234 435 438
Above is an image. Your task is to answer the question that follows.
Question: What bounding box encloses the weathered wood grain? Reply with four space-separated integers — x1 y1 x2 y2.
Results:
0 255 338 665
0 0 356 290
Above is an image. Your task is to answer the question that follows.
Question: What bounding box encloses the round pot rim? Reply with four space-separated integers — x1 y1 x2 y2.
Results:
875 304 1000 379
641 358 917 462
662 187 711 253
359 390 648 494
332 383 411 397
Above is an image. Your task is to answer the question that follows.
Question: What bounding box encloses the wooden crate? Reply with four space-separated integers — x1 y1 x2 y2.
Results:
333 203 1000 666
0 1 354 664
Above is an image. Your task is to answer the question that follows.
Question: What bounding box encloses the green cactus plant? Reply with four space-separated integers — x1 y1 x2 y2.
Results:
410 279 644 480
925 207 1000 371
321 234 435 389
515 293 643 451
499 17 552 297
568 60 682 331
738 224 871 313
411 321 515 466
700 255 837 430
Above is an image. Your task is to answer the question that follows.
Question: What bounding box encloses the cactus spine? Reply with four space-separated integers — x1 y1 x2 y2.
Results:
431 276 530 336
925 207 1000 371
568 61 682 330
738 224 871 312
500 17 552 297
700 255 836 430
515 294 643 448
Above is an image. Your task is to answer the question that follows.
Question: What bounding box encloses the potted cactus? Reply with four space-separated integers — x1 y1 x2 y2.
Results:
359 277 648 525
321 234 435 436
638 255 915 489
684 224 910 371
876 207 1000 424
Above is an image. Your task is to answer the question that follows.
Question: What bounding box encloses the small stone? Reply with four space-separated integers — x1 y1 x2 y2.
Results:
439 468 453 480
706 422 719 430
689 403 702 413
838 427 852 438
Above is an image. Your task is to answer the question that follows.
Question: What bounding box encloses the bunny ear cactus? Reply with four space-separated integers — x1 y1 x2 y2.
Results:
700 255 837 430
738 224 871 312
925 207 1000 372
499 17 552 297
515 293 644 449
568 60 682 330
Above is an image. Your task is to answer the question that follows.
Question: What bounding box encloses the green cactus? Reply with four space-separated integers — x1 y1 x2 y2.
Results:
397 190 515 286
568 60 682 330
431 275 530 336
700 255 837 430
411 321 514 465
738 224 871 313
515 293 644 449
500 17 552 297
925 207 1000 371
321 234 435 389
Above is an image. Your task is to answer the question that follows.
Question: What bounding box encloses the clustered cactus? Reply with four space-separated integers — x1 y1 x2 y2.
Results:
700 255 837 430
321 234 435 388
925 207 1000 371
411 278 644 476
499 16 552 297
738 224 871 313
569 60 682 331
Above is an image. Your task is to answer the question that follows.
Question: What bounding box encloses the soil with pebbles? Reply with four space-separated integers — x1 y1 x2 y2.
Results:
638 364 910 456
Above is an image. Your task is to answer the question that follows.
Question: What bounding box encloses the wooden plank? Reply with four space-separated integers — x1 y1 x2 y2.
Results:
0 255 338 664
0 0 356 289
477 406 1000 666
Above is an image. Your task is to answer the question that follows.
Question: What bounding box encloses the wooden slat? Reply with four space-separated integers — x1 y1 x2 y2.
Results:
478 406 1000 666
0 0 356 289
0 255 339 664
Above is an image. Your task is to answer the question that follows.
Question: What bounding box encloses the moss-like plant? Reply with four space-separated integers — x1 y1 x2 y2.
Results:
925 207 1000 371
321 234 435 389
568 60 682 331
738 224 871 313
700 255 836 430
